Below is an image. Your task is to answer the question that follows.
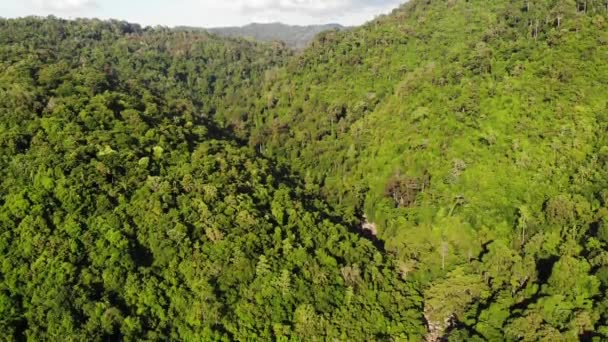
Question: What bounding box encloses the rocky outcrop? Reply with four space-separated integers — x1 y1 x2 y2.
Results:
361 216 378 236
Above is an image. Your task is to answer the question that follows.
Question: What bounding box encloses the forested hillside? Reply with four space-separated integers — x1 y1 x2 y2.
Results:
2 0 608 340
247 0 608 339
0 17 423 340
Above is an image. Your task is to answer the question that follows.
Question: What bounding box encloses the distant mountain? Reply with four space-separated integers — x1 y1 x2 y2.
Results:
207 22 346 48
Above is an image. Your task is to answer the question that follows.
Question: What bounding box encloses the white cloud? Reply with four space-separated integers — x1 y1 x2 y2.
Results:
3 0 405 28
31 0 97 11
209 0 401 18
239 0 350 13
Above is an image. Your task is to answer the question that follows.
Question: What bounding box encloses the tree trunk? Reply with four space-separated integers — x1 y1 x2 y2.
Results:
440 241 448 271
521 219 526 245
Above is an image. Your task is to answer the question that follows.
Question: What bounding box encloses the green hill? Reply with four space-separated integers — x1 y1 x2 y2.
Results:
0 17 422 340
246 0 608 339
3 0 608 340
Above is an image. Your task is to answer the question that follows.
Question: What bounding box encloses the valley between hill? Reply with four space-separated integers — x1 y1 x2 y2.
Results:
2 1 608 340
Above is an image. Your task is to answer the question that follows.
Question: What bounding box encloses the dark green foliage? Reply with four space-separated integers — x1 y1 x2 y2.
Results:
4 0 608 340
0 17 423 340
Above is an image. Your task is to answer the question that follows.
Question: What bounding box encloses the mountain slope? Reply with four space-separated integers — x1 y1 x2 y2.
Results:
247 0 608 339
0 17 424 340
4 1 608 340
207 22 345 48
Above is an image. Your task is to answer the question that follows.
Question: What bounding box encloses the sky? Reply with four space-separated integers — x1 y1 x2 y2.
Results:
1 0 405 28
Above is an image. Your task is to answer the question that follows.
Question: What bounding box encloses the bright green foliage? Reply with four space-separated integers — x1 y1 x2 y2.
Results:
244 0 608 339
